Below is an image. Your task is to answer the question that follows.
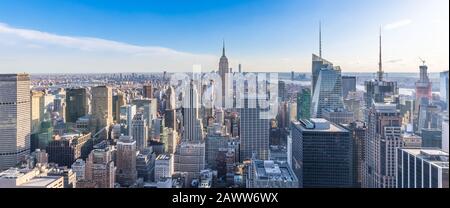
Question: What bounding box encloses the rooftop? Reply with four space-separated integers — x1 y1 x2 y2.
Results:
402 148 449 168
295 119 347 133
21 176 62 187
0 168 29 179
253 160 297 182
156 154 171 161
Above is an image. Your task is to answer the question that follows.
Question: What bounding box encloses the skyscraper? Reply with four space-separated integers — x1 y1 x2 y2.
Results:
120 104 137 136
116 136 137 187
91 86 113 132
421 128 442 149
443 116 449 153
85 146 115 188
112 91 126 123
239 97 270 162
0 74 31 170
342 121 367 188
165 86 177 129
364 31 399 109
291 119 353 188
143 84 153 99
297 88 311 120
363 103 403 188
183 82 204 142
31 90 45 134
278 81 286 102
174 142 206 185
131 113 148 151
218 41 230 103
396 148 449 188
46 133 92 167
155 154 173 181
415 61 432 114
311 57 344 118
66 88 89 123
342 76 357 99
440 71 449 110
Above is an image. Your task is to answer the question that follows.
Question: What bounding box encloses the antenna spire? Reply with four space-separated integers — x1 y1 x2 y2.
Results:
377 27 383 81
222 39 226 57
319 21 322 58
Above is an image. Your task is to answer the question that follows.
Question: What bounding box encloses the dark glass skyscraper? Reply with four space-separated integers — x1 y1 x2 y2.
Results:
291 118 353 188
342 76 357 99
66 88 89 123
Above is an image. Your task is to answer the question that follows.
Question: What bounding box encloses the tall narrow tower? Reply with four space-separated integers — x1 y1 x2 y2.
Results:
218 40 230 106
319 21 322 58
415 59 432 114
377 28 384 82
183 81 204 142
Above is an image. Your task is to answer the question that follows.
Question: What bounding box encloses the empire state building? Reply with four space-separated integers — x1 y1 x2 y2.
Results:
218 41 229 104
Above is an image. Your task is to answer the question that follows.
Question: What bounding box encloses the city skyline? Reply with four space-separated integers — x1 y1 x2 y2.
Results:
0 0 449 191
0 0 448 74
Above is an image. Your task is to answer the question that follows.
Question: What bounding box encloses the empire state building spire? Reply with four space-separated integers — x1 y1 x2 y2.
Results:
222 39 226 57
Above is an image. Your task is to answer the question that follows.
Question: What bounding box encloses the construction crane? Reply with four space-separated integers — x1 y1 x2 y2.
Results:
419 57 426 66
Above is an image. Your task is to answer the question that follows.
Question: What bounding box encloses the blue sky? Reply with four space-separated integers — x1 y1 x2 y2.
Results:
0 0 448 73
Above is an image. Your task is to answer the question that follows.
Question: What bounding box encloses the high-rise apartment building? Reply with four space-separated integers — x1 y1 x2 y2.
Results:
363 103 403 188
85 147 116 188
116 136 137 187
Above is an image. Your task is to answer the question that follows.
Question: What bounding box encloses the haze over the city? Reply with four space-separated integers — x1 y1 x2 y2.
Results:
0 0 448 73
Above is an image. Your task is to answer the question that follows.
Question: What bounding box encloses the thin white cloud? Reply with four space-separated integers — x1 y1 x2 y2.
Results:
384 19 412 30
0 22 218 73
0 22 209 56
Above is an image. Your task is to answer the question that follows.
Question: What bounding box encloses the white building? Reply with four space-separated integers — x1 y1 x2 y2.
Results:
0 167 64 188
154 154 173 181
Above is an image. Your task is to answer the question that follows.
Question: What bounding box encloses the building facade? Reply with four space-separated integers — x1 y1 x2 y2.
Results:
396 148 448 188
0 74 31 170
